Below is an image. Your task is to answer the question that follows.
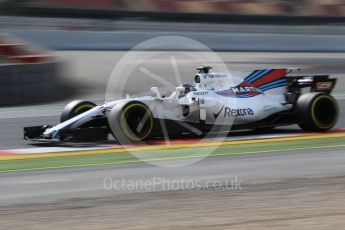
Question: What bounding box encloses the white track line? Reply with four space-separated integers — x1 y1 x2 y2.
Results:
2 133 299 155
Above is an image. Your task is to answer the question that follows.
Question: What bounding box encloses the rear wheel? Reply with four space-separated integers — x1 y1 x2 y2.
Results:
60 100 96 123
109 101 154 144
295 92 339 132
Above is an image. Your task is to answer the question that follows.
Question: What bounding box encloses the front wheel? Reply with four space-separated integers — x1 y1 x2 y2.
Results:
108 101 154 144
60 100 96 123
295 92 339 132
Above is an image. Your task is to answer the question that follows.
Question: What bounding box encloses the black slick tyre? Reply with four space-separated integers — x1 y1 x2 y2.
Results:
60 100 96 123
108 101 154 144
295 92 339 132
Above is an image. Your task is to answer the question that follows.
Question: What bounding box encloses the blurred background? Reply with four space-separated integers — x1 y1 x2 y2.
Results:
2 2 345 229
3 0 345 16
1 0 345 106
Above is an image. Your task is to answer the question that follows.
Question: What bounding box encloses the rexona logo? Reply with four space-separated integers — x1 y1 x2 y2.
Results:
214 106 254 119
224 107 254 117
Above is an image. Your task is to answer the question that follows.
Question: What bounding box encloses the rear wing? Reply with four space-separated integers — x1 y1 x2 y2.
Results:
286 69 337 93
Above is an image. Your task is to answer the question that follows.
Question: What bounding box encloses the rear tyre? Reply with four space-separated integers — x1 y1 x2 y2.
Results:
295 92 339 132
60 100 96 123
109 101 154 144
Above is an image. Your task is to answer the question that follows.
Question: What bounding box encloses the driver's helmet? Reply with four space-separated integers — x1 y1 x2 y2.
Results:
183 83 195 94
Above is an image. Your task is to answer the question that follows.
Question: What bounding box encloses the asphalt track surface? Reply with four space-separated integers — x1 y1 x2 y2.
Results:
1 52 345 229
1 147 345 229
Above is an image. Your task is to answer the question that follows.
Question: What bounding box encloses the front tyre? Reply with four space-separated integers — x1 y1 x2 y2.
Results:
60 100 97 123
295 92 339 132
109 101 154 144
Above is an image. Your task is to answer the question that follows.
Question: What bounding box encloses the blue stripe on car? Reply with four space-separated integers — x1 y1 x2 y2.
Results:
259 80 287 91
246 69 272 83
245 70 266 82
259 79 287 90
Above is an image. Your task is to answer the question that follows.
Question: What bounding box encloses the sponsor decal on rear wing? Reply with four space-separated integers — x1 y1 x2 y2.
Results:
286 75 337 93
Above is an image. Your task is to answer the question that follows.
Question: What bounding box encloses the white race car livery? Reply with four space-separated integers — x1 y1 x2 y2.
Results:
24 66 339 144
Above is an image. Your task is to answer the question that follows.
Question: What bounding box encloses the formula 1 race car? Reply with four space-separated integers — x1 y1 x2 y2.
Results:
24 66 339 144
